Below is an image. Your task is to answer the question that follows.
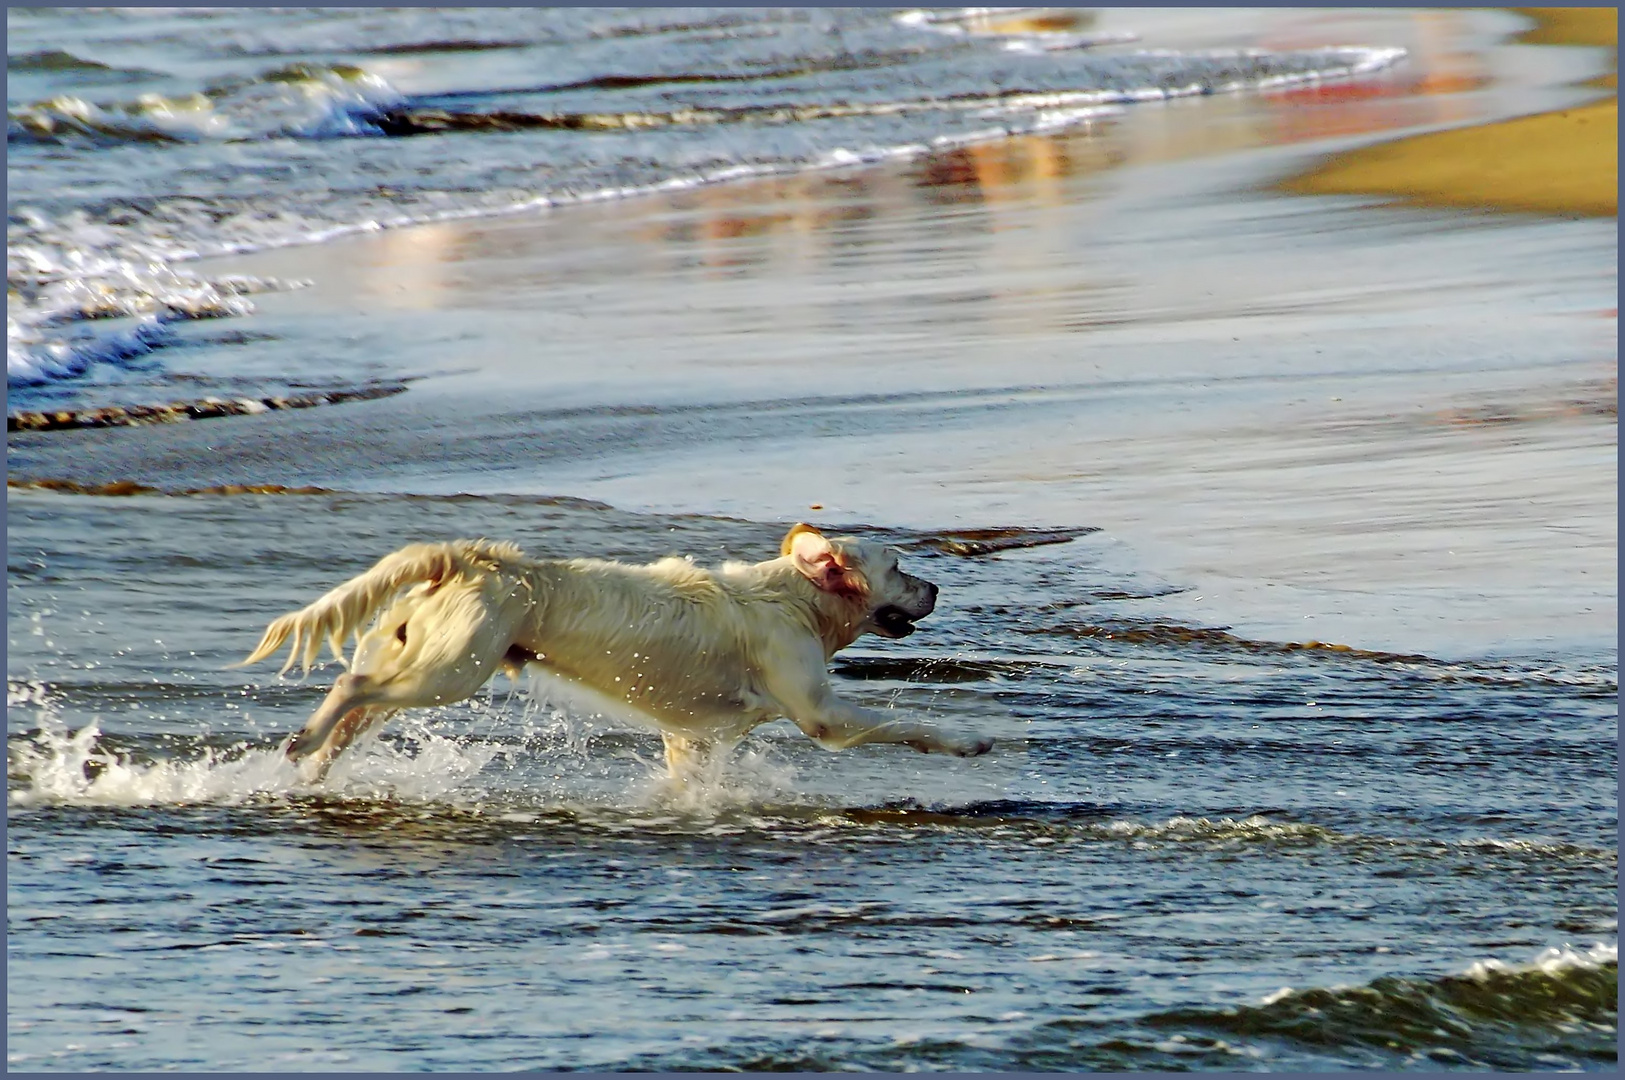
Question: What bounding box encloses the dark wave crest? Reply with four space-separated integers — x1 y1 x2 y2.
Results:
1141 946 1618 1069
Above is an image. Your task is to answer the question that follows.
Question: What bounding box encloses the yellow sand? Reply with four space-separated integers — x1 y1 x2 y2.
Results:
1284 8 1617 217
1508 6 1616 47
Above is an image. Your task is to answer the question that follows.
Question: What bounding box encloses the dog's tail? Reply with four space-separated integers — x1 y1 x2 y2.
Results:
239 539 525 675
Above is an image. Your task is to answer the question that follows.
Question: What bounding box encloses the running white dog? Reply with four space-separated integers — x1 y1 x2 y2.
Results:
243 523 993 781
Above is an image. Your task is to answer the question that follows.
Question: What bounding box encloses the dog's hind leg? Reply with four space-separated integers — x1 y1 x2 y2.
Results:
287 673 375 757
286 704 399 784
279 571 531 782
284 672 391 781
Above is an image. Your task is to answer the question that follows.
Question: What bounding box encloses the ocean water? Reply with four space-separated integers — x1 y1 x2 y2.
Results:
7 5 1619 1073
8 489 1617 1071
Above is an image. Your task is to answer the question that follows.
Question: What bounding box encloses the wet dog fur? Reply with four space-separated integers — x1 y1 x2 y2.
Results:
242 523 993 782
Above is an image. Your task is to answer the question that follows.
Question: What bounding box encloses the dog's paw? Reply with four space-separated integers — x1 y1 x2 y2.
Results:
904 735 993 756
283 729 318 761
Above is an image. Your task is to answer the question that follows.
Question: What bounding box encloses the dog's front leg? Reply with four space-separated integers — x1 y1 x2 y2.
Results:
660 731 715 780
764 646 992 757
791 692 991 757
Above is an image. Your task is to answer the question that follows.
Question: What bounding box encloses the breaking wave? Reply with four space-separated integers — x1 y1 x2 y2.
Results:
1143 943 1618 1069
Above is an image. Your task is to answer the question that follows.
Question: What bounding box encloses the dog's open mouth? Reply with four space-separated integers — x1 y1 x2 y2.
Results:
873 604 920 638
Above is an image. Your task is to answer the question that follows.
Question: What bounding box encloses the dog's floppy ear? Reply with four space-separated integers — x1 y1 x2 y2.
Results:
781 522 823 556
785 523 867 598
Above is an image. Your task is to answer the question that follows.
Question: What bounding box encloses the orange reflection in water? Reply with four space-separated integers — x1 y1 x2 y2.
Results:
634 128 1120 287
1255 9 1490 145
336 8 1544 307
944 8 1098 37
912 133 1119 208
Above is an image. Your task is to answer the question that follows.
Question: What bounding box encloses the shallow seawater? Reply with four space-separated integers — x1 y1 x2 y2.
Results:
8 489 1616 1071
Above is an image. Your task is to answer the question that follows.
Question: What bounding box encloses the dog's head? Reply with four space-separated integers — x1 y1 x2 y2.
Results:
782 523 937 639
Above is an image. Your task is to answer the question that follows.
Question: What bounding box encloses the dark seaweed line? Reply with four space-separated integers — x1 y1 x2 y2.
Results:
6 478 613 509
8 383 407 433
1038 620 1438 665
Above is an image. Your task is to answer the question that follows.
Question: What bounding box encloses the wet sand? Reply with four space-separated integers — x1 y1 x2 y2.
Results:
8 7 1616 659
1287 9 1617 216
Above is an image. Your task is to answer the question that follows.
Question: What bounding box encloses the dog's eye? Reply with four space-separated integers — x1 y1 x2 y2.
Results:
395 624 408 645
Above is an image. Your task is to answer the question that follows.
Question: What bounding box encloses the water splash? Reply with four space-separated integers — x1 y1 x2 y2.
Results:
632 741 802 817
7 679 792 816
6 711 502 809
9 720 299 808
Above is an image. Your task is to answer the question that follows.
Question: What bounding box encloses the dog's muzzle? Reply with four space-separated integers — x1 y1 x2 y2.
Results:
872 580 937 638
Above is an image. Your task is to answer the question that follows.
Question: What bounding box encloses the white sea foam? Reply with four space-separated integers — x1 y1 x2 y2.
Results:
7 66 402 387
1462 941 1618 982
893 8 1043 35
895 6 1141 51
1099 813 1338 846
8 66 404 145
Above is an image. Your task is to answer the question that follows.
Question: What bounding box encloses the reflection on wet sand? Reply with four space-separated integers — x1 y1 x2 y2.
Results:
1338 377 1618 435
610 8 1512 272
326 8 1554 315
1257 9 1488 145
